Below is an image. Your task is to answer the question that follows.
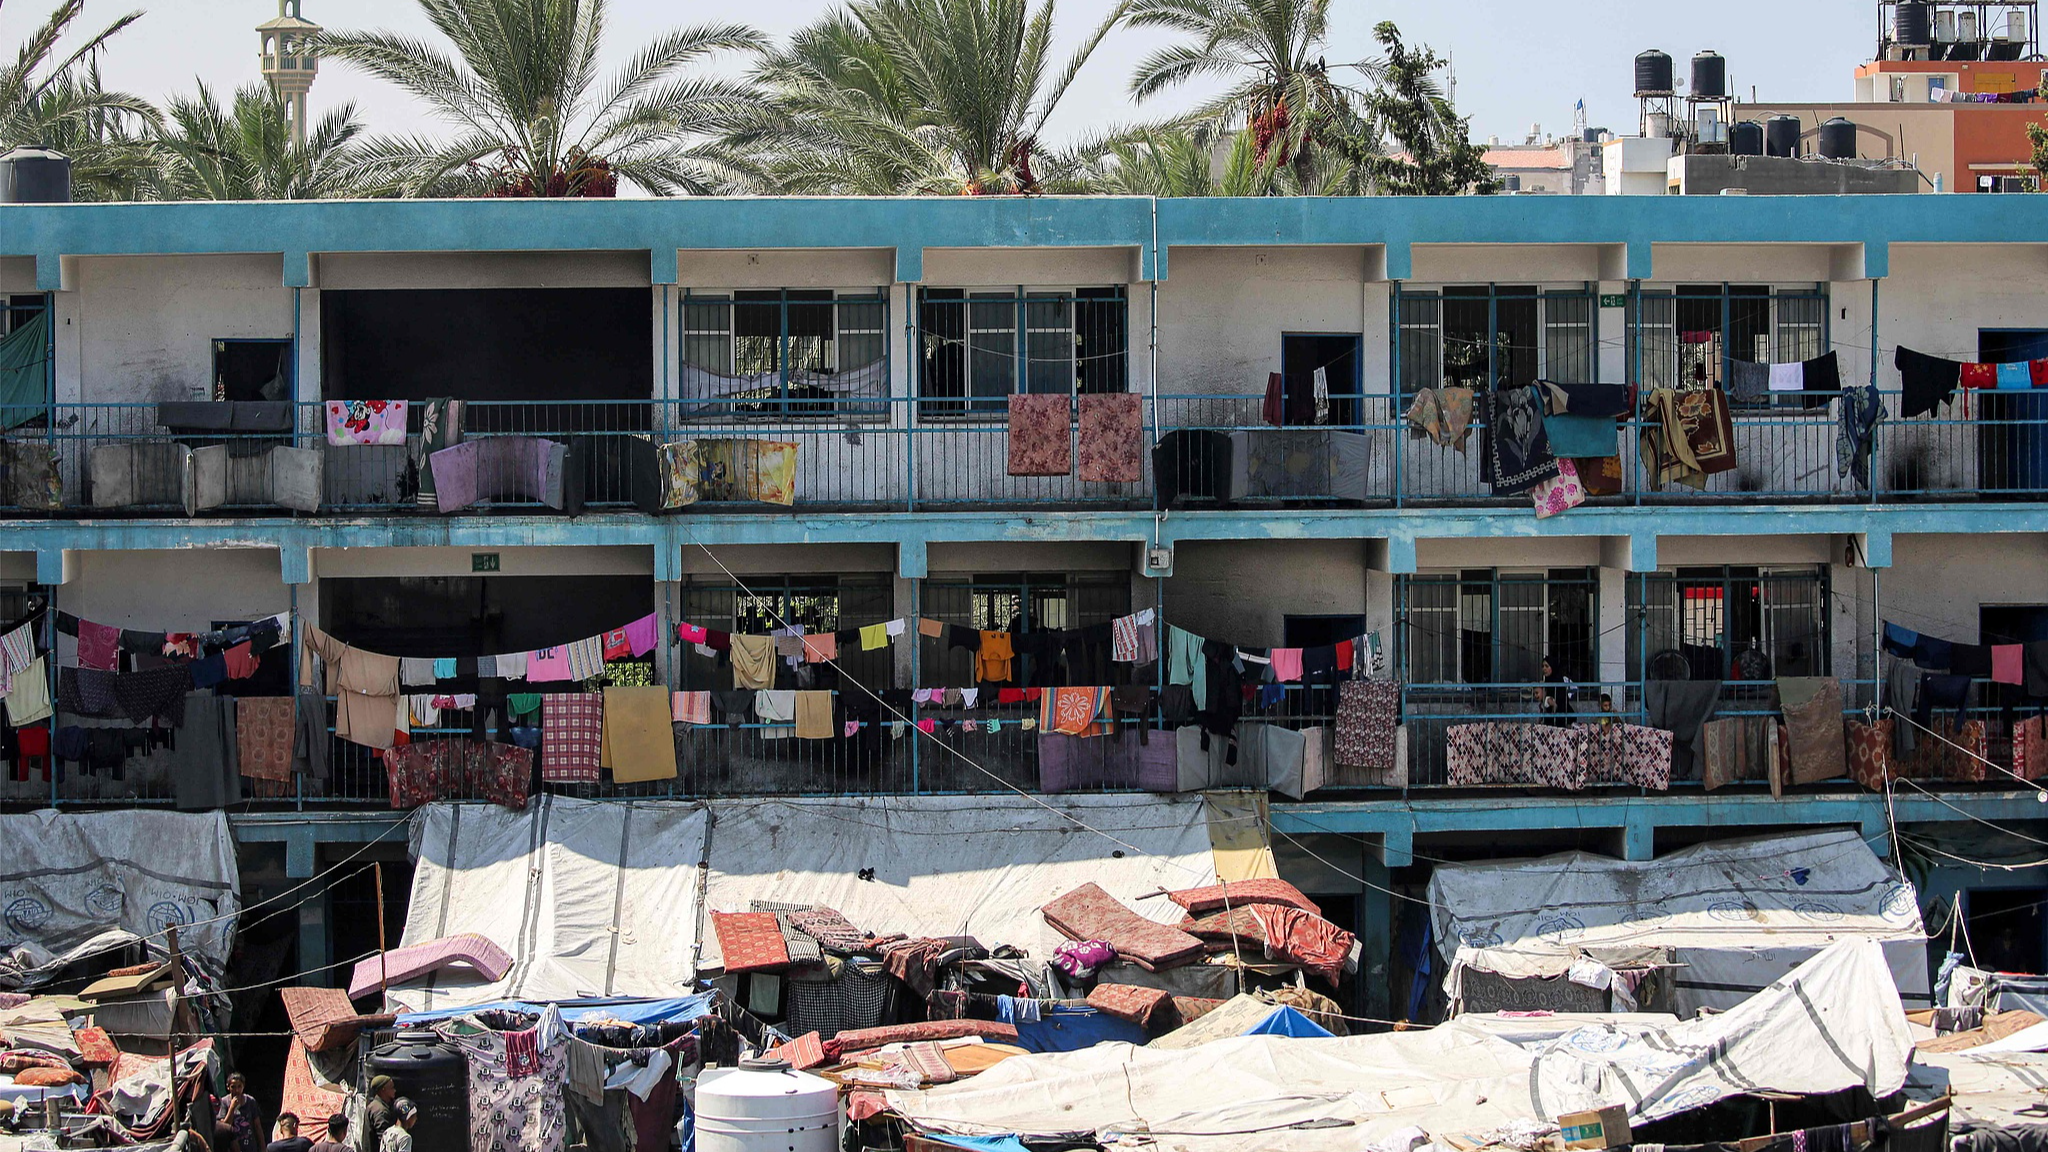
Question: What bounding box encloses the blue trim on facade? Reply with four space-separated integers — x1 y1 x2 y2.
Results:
9 195 2048 285
4 502 2036 575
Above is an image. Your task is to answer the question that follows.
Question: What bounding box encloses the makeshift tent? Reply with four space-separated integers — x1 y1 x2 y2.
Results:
388 796 709 1012
0 310 48 431
0 809 239 986
886 939 1914 1152
1428 828 1929 1014
1949 965 2048 1015
696 794 1218 970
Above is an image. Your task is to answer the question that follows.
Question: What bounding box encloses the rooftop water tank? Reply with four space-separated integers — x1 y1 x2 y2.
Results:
1896 1 1934 44
366 1031 470 1152
697 1057 840 1152
1730 120 1765 156
1818 117 1859 160
1691 51 1728 99
0 147 71 204
1765 114 1802 157
1636 50 1674 96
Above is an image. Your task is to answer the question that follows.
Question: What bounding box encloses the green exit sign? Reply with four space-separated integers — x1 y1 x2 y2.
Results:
472 553 500 572
1599 294 1628 309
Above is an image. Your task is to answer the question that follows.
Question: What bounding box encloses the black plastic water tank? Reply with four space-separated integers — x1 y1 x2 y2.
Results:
1503 174 1521 192
1729 120 1765 156
366 1030 470 1151
1765 115 1802 157
1691 51 1728 99
1895 0 1934 45
0 147 71 203
1818 117 1859 160
1635 50 1674 95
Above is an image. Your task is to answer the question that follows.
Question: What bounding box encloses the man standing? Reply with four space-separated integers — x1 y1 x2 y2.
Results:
363 1076 397 1143
379 1100 419 1152
263 1113 313 1152
309 1115 350 1152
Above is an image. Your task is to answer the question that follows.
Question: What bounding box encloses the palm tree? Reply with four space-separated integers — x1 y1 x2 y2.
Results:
715 0 1130 195
1077 124 1271 196
156 81 369 200
0 0 160 200
309 0 766 197
1123 0 1363 186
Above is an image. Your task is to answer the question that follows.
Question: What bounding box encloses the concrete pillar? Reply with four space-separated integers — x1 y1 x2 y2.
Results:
1598 564 1629 689
894 575 917 688
1360 849 1393 1025
1597 281 1629 387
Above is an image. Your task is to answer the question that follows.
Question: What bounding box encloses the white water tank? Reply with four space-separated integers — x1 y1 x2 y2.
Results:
696 1057 841 1152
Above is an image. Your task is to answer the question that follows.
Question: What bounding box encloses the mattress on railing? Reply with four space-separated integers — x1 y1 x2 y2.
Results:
92 441 322 513
1226 429 1370 500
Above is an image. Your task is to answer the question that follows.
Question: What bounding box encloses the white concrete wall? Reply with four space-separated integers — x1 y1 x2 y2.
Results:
921 247 1135 287
0 258 36 294
67 255 295 405
1155 247 1380 398
1163 539 1368 643
676 249 893 290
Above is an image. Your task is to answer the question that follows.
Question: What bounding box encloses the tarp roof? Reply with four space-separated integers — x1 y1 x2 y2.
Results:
887 939 1915 1152
389 797 708 1013
1427 829 1929 1012
0 809 239 986
696 794 1217 970
387 794 1220 1010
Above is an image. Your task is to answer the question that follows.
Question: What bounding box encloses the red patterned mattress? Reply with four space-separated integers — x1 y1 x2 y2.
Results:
1041 883 1204 971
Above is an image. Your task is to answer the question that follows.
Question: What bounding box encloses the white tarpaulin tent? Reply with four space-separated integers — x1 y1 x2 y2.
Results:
0 809 239 986
887 939 1915 1152
1428 829 1929 1014
697 794 1218 970
390 796 709 1012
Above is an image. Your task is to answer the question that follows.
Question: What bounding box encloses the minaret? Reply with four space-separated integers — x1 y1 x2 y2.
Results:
257 0 321 148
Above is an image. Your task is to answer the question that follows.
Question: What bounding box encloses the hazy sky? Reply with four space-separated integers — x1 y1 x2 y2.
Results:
7 0 1878 151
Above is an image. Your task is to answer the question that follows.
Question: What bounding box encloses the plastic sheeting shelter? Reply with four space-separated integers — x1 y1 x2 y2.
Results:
886 939 1915 1152
389 797 709 1012
695 795 1218 969
1427 829 1930 1014
386 794 1219 1011
0 809 239 986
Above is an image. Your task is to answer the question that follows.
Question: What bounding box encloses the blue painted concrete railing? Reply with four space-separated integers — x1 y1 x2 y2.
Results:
0 391 2038 515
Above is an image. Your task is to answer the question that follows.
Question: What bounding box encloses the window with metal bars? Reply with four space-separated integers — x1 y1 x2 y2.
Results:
1397 569 1599 687
917 287 1128 413
919 574 1133 686
680 289 888 415
1626 567 1830 682
1393 285 1598 397
1630 285 1830 406
678 576 895 690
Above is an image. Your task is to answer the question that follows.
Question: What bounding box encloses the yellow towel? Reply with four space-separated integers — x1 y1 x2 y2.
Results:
795 691 835 740
602 686 678 783
860 623 890 651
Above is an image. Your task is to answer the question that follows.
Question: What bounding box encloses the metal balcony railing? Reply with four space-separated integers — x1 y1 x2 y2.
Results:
1 390 2040 516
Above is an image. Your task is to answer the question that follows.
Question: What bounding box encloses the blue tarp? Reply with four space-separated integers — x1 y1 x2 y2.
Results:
396 992 716 1026
1010 1005 1149 1053
926 1138 1033 1152
1242 1006 1334 1038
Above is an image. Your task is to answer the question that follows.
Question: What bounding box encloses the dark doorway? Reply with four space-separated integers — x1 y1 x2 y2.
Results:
320 575 654 660
1284 614 1365 649
1968 887 2047 974
1982 605 2048 709
1281 333 1360 425
1978 329 2048 495
212 339 292 402
320 288 652 403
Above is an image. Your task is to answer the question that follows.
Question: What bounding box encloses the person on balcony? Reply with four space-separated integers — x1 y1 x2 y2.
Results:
1535 657 1577 727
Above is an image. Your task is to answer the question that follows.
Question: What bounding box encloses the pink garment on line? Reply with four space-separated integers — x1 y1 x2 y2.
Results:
624 613 660 657
678 623 708 644
527 646 574 682
1269 648 1304 683
1994 644 2025 686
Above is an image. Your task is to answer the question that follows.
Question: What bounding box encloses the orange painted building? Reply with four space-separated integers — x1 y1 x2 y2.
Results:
1737 59 2048 190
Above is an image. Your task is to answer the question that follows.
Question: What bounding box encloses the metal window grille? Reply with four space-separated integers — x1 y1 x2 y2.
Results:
1626 567 1831 682
918 574 1132 687
1393 285 1596 397
917 288 1128 415
680 289 889 414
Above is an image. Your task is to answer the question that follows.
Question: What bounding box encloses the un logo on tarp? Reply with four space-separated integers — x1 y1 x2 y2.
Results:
4 897 51 934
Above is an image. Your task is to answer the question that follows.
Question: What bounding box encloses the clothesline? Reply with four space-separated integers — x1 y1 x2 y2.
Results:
1881 619 2042 691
